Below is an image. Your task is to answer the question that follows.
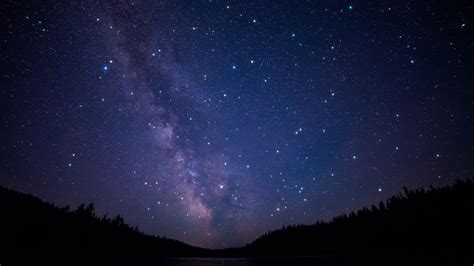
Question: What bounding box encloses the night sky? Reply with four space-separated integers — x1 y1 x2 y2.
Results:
1 0 473 248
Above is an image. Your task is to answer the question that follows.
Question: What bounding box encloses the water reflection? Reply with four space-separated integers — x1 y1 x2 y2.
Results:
159 257 335 266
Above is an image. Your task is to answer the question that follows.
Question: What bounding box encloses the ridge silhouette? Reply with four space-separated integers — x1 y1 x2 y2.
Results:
238 179 473 264
0 179 472 265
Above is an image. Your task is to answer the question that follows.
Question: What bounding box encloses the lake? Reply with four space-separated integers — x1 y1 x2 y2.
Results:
157 257 342 265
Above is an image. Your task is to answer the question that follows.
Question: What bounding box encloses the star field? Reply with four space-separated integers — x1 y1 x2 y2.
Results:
1 1 473 248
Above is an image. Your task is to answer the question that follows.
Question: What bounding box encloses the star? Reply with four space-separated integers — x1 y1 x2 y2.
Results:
3 0 471 250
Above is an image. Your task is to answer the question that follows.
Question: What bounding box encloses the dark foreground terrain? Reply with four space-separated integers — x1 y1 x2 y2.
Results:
1 179 473 265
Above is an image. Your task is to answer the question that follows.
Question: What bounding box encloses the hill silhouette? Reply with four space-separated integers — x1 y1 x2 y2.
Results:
0 179 473 265
0 185 210 264
237 179 474 264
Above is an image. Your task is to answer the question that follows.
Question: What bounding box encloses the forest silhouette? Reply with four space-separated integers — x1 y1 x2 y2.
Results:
0 179 472 265
238 179 473 264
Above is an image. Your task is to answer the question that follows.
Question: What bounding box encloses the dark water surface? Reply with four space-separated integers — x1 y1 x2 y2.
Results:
154 256 455 266
157 257 340 266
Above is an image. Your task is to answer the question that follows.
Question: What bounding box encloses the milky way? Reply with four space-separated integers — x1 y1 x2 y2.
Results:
1 0 473 248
